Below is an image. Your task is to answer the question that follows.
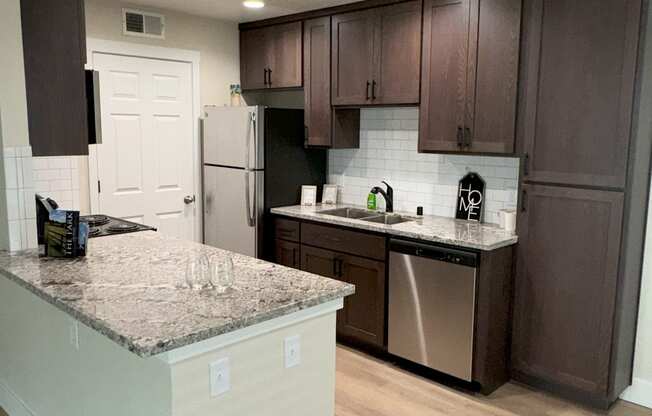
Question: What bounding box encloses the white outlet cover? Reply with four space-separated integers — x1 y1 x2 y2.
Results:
210 358 230 397
284 335 301 369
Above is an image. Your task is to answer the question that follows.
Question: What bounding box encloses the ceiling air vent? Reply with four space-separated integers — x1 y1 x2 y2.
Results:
122 9 165 39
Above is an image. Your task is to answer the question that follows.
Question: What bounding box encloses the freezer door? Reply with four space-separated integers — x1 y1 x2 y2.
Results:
202 106 264 169
203 166 263 257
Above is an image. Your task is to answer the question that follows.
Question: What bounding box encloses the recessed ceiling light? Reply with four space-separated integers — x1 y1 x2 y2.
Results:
243 1 265 8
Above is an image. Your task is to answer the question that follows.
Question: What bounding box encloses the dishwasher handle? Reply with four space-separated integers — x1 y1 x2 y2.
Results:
389 239 478 268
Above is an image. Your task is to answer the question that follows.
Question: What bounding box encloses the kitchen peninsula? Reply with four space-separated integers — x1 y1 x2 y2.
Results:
0 232 354 416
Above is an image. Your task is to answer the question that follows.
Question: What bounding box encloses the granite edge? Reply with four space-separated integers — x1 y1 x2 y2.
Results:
269 207 518 251
0 260 355 358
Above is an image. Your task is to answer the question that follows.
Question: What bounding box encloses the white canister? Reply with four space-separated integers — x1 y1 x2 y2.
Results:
499 209 517 233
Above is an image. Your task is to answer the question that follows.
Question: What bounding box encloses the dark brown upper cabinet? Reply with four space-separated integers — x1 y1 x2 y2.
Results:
331 10 376 105
240 22 302 90
304 17 332 147
512 184 625 405
373 1 422 104
419 0 521 155
331 1 422 106
519 0 641 189
240 27 271 90
21 0 89 156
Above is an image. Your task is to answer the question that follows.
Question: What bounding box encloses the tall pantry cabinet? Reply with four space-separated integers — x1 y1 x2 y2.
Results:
512 0 651 408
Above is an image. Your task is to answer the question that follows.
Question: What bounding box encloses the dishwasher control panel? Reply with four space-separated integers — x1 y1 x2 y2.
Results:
390 239 478 268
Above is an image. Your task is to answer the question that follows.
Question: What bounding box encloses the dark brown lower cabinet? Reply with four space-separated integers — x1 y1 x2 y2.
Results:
512 184 625 407
338 254 386 347
274 239 300 269
276 215 513 393
300 243 386 348
301 245 338 279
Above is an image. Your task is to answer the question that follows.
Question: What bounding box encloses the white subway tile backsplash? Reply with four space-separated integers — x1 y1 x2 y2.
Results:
1 146 37 250
328 108 520 225
31 156 83 210
3 158 18 189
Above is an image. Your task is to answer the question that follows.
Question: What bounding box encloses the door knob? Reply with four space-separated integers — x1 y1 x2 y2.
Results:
184 195 196 204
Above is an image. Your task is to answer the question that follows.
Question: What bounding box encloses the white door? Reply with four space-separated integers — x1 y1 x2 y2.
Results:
92 53 196 240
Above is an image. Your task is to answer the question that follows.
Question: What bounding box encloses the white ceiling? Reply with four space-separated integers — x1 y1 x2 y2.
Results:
121 0 360 22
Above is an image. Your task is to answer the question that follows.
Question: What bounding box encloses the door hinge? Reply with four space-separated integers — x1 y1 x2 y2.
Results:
524 153 530 176
97 180 101 194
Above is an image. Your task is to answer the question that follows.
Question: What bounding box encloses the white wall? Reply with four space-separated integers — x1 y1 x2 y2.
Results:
84 0 240 108
622 180 652 409
329 108 520 224
40 0 241 214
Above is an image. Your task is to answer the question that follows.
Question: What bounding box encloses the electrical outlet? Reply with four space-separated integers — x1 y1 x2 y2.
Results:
210 358 230 397
284 335 301 369
69 319 79 350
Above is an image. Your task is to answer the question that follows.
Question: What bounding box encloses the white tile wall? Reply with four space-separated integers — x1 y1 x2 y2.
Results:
33 156 83 210
328 108 520 225
1 146 37 251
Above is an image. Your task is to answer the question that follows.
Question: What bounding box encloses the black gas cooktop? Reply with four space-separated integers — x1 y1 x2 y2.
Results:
80 215 156 238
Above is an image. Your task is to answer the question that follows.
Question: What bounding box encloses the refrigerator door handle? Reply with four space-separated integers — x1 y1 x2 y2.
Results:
245 170 256 227
247 111 257 170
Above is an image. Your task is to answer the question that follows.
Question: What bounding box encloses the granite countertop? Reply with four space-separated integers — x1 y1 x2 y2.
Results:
0 232 354 358
271 204 518 251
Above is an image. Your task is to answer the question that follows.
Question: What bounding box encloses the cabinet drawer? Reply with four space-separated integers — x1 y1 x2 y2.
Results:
275 218 301 242
301 222 386 261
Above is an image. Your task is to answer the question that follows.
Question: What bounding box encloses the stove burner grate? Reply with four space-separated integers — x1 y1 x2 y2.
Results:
106 223 139 233
82 215 110 227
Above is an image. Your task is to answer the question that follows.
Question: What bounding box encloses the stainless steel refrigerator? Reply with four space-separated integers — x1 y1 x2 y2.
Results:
201 106 326 258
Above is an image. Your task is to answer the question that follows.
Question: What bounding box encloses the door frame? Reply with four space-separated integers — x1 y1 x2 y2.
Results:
85 38 202 242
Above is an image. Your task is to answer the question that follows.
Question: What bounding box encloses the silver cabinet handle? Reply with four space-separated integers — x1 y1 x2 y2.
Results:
184 195 196 204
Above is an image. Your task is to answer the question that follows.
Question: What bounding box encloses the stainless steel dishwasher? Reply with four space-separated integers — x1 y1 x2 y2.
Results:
388 239 478 381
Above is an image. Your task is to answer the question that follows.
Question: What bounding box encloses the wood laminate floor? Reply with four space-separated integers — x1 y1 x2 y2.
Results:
335 345 652 416
1 347 649 416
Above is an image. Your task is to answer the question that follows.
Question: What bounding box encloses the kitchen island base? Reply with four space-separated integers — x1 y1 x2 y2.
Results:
0 277 340 416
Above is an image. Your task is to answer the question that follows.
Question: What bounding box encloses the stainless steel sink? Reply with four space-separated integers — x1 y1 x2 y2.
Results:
319 207 414 225
319 207 378 219
362 214 414 225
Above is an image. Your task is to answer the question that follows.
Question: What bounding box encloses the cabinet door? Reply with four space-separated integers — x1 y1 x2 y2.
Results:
21 0 89 156
519 0 641 188
332 10 376 105
275 239 300 269
512 184 624 399
373 1 422 105
269 22 303 89
339 254 386 347
300 245 338 279
240 28 271 90
466 0 521 154
419 0 471 152
304 17 332 147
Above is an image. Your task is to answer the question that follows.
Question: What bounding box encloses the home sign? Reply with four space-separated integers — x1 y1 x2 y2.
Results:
456 172 485 222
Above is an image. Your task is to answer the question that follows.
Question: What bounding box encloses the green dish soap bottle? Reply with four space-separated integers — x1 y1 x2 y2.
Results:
367 192 377 210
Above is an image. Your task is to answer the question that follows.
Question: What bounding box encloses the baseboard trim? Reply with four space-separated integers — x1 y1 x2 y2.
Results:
621 377 652 409
0 378 36 416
